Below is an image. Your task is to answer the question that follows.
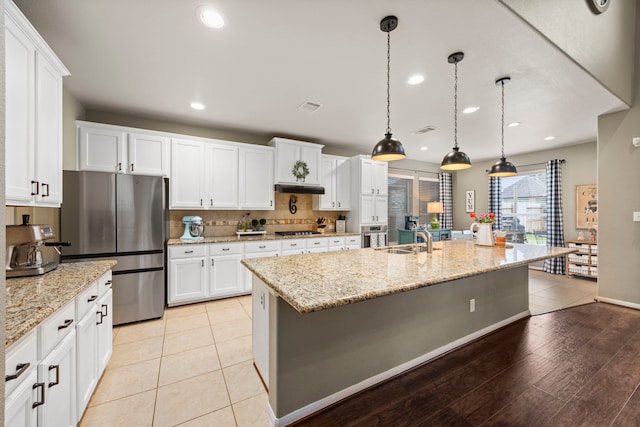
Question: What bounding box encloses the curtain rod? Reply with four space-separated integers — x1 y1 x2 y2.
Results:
484 159 565 173
388 167 440 176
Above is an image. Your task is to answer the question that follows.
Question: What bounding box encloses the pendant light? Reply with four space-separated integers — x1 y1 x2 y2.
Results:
488 77 517 177
371 16 406 161
441 52 472 170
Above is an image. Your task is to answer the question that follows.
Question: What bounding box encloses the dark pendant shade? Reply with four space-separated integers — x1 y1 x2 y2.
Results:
372 133 406 161
440 146 471 170
488 157 517 177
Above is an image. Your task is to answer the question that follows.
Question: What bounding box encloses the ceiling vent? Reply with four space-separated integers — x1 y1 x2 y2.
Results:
298 101 322 113
414 125 437 135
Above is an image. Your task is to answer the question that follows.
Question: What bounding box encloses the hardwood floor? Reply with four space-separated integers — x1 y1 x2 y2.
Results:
293 302 640 426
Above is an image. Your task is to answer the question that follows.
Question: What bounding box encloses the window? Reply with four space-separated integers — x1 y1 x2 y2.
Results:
500 170 546 245
418 177 440 226
387 175 413 244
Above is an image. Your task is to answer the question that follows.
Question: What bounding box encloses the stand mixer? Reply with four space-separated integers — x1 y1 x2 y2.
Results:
181 216 205 241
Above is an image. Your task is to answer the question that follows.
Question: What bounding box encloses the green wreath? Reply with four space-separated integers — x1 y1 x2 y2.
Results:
292 160 310 182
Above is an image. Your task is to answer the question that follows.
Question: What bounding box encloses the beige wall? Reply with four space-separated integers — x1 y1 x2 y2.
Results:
500 0 636 106
62 87 85 170
1 0 6 419
596 5 640 307
453 142 597 238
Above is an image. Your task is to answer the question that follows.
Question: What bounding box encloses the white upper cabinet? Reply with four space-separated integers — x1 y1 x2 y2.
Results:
239 145 274 209
348 155 389 230
269 137 323 185
359 158 387 196
170 138 238 209
5 1 69 207
77 122 169 176
314 155 351 211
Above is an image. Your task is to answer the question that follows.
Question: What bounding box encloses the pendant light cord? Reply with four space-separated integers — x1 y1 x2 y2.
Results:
453 60 458 149
386 31 391 134
501 80 505 158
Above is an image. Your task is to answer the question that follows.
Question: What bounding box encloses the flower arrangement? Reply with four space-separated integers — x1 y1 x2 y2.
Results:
470 212 496 223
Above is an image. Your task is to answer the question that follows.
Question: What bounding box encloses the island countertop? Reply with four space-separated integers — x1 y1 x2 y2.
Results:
241 240 576 313
5 260 117 348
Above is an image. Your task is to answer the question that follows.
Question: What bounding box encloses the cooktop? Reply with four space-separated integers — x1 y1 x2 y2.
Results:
274 230 321 236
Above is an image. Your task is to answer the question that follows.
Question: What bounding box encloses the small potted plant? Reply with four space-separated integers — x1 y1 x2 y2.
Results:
251 219 259 231
259 218 266 231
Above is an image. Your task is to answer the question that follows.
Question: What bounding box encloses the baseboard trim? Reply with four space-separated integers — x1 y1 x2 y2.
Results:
595 296 640 310
269 310 530 427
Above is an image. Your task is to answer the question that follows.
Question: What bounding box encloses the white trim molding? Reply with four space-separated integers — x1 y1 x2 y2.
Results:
595 296 640 310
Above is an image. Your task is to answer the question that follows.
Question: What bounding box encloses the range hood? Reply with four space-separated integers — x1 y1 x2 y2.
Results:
275 184 325 195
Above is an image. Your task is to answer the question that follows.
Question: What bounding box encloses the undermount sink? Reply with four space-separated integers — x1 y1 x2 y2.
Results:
377 245 434 255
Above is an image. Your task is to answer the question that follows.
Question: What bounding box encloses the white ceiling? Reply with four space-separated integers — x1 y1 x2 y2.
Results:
14 0 627 164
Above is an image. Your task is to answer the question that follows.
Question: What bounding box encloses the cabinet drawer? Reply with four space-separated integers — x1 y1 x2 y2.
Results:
5 329 37 396
245 240 281 253
169 244 207 259
76 280 99 319
328 236 346 247
38 300 75 358
98 270 113 297
345 235 360 246
307 237 328 249
281 239 306 251
209 242 243 256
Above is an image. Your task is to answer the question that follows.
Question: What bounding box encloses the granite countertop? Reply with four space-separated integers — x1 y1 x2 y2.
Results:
5 260 117 348
167 231 361 245
241 240 577 314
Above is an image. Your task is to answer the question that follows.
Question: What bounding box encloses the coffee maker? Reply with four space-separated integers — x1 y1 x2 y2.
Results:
180 216 205 241
6 215 64 278
405 215 419 230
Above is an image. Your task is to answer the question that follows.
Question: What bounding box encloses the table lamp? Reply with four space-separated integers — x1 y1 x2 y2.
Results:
427 201 444 229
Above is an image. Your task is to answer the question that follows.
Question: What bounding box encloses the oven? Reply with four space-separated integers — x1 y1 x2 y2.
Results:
361 225 388 248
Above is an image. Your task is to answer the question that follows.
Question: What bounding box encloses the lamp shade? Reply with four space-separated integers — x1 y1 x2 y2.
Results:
372 133 406 161
440 147 471 170
427 201 444 214
488 157 517 177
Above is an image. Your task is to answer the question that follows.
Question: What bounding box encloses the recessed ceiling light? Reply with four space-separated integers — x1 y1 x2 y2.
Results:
407 75 425 85
507 122 520 127
544 136 555 141
462 106 480 114
420 146 428 151
190 102 206 110
198 7 225 28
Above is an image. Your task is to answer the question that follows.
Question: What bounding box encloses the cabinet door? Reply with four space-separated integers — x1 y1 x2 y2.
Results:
5 17 35 205
361 195 375 224
252 278 269 385
374 161 388 196
34 54 63 206
299 145 322 185
360 159 375 196
209 254 244 297
78 126 126 173
128 133 169 176
96 289 113 376
168 257 206 305
239 147 274 209
375 196 388 224
206 143 238 208
5 370 38 427
274 140 300 184
76 310 97 420
335 158 351 210
170 139 205 209
318 158 335 209
38 330 76 427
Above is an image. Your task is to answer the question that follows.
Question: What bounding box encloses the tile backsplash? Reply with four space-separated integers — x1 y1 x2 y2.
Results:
169 193 349 239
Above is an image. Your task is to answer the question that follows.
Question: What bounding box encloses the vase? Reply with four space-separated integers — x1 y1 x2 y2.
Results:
470 222 494 246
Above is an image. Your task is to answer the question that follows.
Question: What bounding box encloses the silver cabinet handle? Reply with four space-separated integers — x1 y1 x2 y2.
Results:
371 188 374 194
376 216 379 221
48 365 59 388
211 259 214 266
332 202 335 207
185 250 194 254
291 243 297 247
200 199 203 206
201 260 204 267
259 245 266 249
338 202 341 207
57 319 73 330
270 200 273 206
118 162 122 172
314 242 320 245
222 248 230 251
31 180 40 196
210 199 213 206
32 383 45 408
5 362 30 382
377 189 379 195
131 163 134 172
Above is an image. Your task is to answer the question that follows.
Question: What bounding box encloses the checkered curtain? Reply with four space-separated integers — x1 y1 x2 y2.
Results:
488 176 502 230
439 172 453 229
543 159 565 274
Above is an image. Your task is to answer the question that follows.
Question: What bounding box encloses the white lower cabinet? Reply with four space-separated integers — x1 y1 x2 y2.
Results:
75 309 97 419
168 245 207 305
208 243 244 298
252 277 270 386
96 289 113 376
38 330 76 427
5 370 38 427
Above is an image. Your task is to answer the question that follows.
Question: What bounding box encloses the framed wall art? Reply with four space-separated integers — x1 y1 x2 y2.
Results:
465 190 475 213
576 184 597 229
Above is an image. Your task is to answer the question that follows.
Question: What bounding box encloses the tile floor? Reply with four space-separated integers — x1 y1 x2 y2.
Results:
79 270 597 426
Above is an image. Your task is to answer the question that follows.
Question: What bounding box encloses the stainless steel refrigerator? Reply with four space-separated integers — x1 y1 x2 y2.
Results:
60 171 166 325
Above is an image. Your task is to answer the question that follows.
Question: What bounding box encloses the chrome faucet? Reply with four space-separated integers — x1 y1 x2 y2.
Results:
416 230 433 253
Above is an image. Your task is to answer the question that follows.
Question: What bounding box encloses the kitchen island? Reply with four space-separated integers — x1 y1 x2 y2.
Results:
242 240 576 426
